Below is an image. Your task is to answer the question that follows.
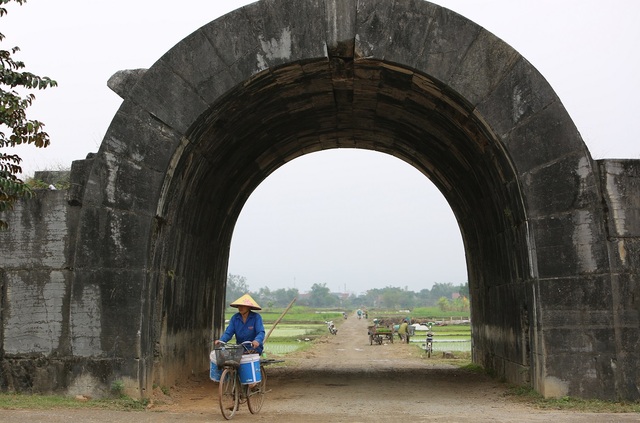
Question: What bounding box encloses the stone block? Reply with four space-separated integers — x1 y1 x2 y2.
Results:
2 270 70 355
598 159 640 238
531 211 608 278
536 276 613 311
127 61 208 135
102 100 182 172
523 154 599 218
477 56 558 139
448 28 519 107
542 327 615 355
503 101 584 174
254 0 327 65
543 351 617 399
68 155 95 207
73 207 151 269
606 239 640 272
612 275 640 320
0 191 69 269
71 270 145 359
107 69 147 100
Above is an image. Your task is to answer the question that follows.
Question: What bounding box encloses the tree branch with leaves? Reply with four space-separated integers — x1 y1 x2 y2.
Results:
0 0 57 229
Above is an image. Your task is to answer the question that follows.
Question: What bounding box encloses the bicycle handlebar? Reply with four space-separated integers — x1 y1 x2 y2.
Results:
216 340 253 346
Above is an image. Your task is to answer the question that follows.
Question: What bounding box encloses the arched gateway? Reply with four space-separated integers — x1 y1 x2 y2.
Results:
1 0 639 400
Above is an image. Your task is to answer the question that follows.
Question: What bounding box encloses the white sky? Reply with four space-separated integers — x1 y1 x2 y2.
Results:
3 1 639 294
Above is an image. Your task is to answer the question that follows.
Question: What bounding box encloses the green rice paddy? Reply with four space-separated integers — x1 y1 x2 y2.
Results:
257 307 472 356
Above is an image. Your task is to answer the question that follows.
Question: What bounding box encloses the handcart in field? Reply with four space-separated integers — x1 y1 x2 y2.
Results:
367 324 394 345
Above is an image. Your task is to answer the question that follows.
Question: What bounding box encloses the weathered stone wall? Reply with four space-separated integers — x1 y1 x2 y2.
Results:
1 190 71 359
0 167 128 398
0 187 76 394
598 159 640 398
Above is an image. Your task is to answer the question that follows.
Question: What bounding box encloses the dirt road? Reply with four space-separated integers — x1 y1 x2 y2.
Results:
2 315 638 422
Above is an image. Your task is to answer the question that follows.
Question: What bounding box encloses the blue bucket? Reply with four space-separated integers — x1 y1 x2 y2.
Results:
210 361 222 382
238 354 261 384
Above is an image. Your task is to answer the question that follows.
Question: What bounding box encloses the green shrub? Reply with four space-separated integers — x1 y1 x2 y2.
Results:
110 380 125 397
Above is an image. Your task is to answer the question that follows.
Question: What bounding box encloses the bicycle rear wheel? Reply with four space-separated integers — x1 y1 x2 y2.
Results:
247 365 266 414
219 368 239 420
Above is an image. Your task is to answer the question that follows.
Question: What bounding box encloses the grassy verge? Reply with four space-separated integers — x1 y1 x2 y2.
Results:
0 393 149 411
415 345 473 365
261 320 329 358
505 385 640 413
428 352 640 414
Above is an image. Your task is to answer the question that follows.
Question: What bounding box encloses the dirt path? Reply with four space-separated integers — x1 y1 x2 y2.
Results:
2 315 639 422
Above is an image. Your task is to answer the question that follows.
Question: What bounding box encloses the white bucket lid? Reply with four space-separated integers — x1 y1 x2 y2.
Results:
240 353 260 363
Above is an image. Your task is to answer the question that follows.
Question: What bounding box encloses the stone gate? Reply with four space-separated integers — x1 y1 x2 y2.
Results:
1 0 639 400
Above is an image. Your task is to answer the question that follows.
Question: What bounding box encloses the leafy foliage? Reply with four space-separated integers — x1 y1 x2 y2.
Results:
254 286 299 308
0 0 57 229
26 176 70 190
436 295 470 312
307 282 338 307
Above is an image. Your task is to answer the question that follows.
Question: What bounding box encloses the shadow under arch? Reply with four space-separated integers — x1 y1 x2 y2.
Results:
72 0 615 400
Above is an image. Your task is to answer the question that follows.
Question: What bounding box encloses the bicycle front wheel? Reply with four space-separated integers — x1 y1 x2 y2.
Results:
247 365 266 414
219 368 239 420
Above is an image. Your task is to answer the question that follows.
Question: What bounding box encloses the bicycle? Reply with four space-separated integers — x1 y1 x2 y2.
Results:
325 320 337 335
211 341 270 420
425 333 434 358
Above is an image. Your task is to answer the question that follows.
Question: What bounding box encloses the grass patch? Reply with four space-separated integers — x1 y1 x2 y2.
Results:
264 321 329 357
505 386 640 413
411 306 466 317
458 362 484 373
0 393 149 411
266 323 326 339
264 339 317 357
264 342 304 355
226 306 345 324
415 344 473 365
427 325 471 334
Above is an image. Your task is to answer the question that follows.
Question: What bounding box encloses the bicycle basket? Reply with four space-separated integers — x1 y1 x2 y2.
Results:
213 345 244 367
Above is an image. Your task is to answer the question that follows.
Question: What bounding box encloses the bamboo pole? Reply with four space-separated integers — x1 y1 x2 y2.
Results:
264 297 297 343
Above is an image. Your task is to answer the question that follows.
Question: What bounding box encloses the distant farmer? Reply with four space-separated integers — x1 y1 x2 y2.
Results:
406 319 414 343
215 293 265 355
357 309 363 319
398 319 409 343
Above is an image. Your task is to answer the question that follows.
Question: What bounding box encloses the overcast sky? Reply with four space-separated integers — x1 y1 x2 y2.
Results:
3 1 639 294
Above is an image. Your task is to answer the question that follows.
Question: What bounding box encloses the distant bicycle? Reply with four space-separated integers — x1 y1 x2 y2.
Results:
325 320 338 335
425 332 434 358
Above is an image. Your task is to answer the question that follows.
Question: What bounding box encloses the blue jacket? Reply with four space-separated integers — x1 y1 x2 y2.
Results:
220 311 266 354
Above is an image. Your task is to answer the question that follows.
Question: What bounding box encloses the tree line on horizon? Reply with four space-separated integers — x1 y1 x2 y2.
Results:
226 274 469 311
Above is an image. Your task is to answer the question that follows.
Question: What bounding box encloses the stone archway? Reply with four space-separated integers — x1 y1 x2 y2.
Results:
37 0 634 400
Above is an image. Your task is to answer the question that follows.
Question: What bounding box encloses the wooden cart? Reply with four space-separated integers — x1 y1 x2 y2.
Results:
368 325 394 345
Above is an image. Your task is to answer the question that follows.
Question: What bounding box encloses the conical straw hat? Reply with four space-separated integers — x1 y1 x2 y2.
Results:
230 293 262 310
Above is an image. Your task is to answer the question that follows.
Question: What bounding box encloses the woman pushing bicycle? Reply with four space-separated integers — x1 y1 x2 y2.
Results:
215 293 265 355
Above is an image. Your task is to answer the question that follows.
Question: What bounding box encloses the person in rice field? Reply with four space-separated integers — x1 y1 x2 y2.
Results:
215 293 265 355
398 318 410 343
